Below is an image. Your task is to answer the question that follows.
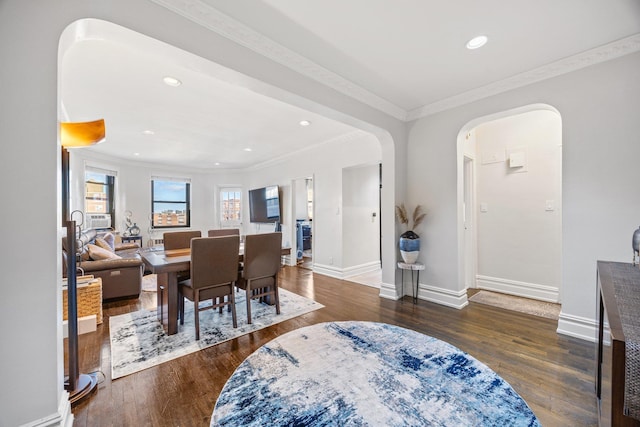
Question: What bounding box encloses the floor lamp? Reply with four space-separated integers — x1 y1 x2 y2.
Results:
61 119 105 404
64 217 97 404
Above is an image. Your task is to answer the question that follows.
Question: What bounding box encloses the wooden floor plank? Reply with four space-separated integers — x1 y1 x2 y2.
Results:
70 266 597 426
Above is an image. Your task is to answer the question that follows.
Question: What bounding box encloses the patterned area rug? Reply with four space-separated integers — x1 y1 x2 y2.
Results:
109 289 323 379
469 290 561 320
212 321 541 426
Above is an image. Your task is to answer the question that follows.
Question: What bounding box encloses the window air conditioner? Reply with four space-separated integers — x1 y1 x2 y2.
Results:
86 213 112 229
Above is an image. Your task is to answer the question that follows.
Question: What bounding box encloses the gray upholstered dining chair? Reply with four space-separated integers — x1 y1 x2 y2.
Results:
236 232 282 324
178 236 240 340
163 230 202 250
163 230 202 281
207 228 240 237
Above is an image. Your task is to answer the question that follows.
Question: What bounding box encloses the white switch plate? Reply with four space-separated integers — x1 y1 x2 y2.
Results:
480 203 488 213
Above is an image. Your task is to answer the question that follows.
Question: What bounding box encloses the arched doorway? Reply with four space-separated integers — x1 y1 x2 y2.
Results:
458 104 562 304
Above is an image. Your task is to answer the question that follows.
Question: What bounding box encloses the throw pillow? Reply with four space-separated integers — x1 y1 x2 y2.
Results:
95 237 114 253
102 232 116 250
87 244 122 261
80 247 91 261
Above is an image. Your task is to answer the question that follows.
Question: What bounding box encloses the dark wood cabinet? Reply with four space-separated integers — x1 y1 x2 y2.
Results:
596 261 640 427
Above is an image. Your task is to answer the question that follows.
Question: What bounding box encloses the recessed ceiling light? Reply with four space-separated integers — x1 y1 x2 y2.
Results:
243 148 252 152
214 162 220 166
142 130 155 135
299 120 311 126
133 152 140 156
466 35 488 50
163 76 182 87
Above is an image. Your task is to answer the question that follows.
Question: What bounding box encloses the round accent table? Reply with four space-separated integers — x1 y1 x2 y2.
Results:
398 261 424 304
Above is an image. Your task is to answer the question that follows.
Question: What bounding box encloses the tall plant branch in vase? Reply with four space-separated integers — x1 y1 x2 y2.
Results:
395 204 426 264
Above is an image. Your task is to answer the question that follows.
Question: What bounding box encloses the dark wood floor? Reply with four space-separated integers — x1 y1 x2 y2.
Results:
70 266 597 426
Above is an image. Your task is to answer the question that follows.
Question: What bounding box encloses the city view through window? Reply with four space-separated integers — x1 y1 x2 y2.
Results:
152 179 190 228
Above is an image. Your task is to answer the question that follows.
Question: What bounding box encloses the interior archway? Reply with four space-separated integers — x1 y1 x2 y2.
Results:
58 18 398 294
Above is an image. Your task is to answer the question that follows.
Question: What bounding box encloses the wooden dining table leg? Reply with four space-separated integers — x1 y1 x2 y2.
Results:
156 271 179 335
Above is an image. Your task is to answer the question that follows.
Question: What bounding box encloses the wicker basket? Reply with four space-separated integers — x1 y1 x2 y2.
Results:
62 276 103 324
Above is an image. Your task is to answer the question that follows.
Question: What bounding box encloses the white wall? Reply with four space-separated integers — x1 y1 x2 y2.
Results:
474 110 562 301
407 52 640 339
68 151 244 246
342 164 381 274
69 133 381 278
0 4 402 423
242 132 382 276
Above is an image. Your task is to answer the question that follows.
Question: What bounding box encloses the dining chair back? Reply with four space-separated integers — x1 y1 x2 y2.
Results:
178 235 240 339
163 230 202 281
163 230 202 250
237 232 282 324
207 228 240 237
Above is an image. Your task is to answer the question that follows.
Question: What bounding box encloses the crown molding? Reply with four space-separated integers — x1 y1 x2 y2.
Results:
150 0 407 121
406 34 640 121
151 0 640 123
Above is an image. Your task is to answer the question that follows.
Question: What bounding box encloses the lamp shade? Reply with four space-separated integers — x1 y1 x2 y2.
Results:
60 119 106 147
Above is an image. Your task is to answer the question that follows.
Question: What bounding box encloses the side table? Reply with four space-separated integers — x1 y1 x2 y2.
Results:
121 235 143 247
398 262 424 304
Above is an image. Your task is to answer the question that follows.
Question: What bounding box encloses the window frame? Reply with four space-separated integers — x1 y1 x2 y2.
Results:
84 168 116 226
219 187 242 227
151 178 191 229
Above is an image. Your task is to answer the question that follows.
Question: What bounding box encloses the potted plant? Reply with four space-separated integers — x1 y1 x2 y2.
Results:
395 204 426 264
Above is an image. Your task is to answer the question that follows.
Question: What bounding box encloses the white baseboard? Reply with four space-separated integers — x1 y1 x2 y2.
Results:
380 277 468 308
313 261 381 280
379 282 400 300
342 261 381 278
21 391 73 427
62 315 97 339
476 275 559 302
556 311 597 342
419 284 469 309
312 263 342 279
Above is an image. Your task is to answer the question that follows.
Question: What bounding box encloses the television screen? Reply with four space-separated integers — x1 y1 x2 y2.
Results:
249 185 281 223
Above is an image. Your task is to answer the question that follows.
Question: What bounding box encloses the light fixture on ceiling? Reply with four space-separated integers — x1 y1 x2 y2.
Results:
60 119 106 147
466 35 488 50
133 152 140 156
163 76 182 87
243 148 253 152
214 162 220 166
299 120 311 126
142 130 155 135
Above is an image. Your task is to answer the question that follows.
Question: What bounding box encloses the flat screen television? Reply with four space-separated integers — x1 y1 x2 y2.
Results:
248 185 281 223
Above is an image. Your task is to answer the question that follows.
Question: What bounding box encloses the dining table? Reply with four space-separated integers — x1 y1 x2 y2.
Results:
140 245 291 335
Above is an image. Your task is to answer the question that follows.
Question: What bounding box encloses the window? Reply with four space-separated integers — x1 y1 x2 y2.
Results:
85 168 116 224
219 188 242 226
151 178 191 228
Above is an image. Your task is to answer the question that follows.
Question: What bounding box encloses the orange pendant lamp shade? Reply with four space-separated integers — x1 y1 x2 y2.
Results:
60 119 106 147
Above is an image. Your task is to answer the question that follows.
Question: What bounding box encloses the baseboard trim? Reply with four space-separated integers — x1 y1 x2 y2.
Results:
381 278 468 308
556 312 597 342
342 261 381 278
312 263 342 279
379 282 400 300
419 284 469 309
313 261 381 281
21 392 73 427
476 275 559 302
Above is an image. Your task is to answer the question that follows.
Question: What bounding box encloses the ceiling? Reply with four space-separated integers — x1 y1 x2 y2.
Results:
61 0 640 170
